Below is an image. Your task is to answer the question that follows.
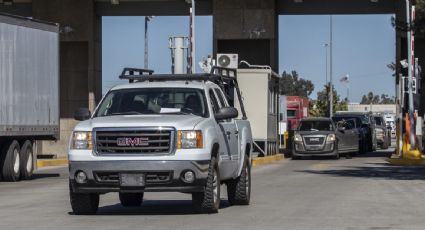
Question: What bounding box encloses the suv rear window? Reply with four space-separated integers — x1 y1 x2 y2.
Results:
374 117 384 126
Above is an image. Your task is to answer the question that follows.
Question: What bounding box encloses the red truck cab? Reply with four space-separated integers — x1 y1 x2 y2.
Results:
287 96 309 130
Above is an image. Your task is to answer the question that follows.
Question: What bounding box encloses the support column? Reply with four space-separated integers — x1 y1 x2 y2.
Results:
213 0 278 71
32 0 102 157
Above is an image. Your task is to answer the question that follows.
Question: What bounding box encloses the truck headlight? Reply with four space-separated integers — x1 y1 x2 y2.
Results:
72 131 92 150
294 134 302 142
177 130 203 149
327 134 336 142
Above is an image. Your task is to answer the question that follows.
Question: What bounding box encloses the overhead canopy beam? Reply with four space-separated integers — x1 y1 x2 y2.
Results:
0 0 399 17
277 0 398 15
95 0 212 16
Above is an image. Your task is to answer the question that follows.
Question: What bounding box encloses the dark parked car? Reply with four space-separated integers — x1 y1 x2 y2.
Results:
292 117 359 159
372 114 390 149
333 112 377 153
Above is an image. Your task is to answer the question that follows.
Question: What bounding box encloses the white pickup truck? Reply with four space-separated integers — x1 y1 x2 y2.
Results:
68 68 253 214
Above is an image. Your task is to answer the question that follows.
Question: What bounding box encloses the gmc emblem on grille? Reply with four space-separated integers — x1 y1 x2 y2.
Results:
309 138 320 142
117 137 149 146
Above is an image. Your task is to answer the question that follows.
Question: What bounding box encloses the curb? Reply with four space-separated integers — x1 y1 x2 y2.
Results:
36 155 286 168
387 158 425 166
252 154 285 167
36 159 68 168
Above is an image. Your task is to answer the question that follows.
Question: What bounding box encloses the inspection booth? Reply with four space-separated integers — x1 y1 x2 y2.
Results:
235 68 280 156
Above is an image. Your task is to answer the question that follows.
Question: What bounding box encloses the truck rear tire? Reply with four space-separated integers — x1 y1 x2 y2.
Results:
69 182 99 215
192 157 220 213
119 193 144 207
1 140 21 182
227 157 251 205
20 140 34 180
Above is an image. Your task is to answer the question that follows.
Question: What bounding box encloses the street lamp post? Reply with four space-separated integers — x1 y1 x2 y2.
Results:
329 15 334 118
324 43 329 85
186 0 196 74
144 16 153 69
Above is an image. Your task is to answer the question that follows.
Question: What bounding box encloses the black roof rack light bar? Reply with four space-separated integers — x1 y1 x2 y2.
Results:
119 67 154 83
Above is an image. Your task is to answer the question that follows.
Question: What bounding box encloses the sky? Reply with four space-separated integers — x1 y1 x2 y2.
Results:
102 14 395 102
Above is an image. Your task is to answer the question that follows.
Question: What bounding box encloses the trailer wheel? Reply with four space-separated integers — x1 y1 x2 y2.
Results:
1 140 21 182
20 140 34 180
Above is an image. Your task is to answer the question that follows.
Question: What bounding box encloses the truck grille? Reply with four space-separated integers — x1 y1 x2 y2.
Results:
303 136 326 145
94 127 175 155
94 171 172 184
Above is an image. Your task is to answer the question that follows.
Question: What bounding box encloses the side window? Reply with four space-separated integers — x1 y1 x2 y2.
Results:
209 89 220 114
214 88 228 108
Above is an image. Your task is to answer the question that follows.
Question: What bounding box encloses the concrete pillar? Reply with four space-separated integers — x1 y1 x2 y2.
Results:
32 0 102 157
213 0 278 71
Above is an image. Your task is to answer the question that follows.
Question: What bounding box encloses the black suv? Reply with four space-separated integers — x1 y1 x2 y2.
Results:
332 112 377 153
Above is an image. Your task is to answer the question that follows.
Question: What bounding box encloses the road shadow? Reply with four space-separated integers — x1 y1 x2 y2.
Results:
31 173 61 180
354 151 393 158
297 164 425 181
91 199 231 215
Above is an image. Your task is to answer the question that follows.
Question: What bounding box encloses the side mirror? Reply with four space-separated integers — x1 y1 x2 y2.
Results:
215 107 238 120
74 108 91 121
338 126 346 132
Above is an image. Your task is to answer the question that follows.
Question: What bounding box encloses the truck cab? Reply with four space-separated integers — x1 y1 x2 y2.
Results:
68 67 253 214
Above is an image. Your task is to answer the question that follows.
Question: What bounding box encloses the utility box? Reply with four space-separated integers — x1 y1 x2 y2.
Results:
235 68 279 156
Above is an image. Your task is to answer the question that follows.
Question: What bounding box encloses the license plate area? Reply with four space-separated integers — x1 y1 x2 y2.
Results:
119 173 145 187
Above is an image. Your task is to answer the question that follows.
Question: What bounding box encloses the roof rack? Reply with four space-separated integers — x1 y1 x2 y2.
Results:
116 66 247 120
118 66 237 83
119 68 154 83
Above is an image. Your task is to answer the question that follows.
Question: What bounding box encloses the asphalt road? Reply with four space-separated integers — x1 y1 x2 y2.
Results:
2 149 425 230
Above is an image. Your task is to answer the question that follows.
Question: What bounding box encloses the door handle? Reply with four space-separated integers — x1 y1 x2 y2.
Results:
226 131 231 135
234 131 239 135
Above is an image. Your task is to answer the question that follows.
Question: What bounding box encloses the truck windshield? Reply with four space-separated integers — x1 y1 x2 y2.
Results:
94 88 208 117
298 120 334 131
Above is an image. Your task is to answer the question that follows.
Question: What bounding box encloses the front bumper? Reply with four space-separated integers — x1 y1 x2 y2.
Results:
292 142 337 157
69 160 210 194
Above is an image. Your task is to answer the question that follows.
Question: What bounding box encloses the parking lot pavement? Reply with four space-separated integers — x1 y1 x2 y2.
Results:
2 148 425 230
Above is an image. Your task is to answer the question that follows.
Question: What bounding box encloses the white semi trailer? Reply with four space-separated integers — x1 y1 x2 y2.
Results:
0 14 59 181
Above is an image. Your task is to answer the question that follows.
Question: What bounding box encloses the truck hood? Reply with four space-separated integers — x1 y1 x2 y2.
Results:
295 131 334 136
74 115 205 131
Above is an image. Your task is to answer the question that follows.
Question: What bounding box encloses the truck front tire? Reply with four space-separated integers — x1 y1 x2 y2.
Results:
119 193 144 207
20 140 34 180
1 140 21 182
192 157 220 213
69 182 99 215
227 157 251 205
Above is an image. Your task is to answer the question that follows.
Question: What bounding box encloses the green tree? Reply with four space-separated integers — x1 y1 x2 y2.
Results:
279 71 314 97
360 92 395 104
311 84 347 117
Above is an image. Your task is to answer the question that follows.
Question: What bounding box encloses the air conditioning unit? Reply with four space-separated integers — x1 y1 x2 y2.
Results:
217 53 238 69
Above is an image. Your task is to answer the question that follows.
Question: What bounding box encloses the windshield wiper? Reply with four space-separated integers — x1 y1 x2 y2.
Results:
109 111 142 116
161 111 198 116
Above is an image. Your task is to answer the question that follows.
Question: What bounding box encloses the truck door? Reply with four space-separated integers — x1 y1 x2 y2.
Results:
345 119 359 151
213 88 239 169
